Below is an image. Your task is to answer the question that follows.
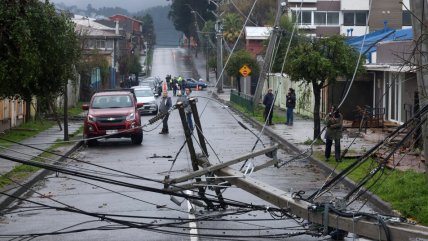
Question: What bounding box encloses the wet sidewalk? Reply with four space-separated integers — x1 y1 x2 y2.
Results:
0 123 81 175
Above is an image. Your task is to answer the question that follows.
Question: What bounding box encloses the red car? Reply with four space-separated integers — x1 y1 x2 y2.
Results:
82 89 144 146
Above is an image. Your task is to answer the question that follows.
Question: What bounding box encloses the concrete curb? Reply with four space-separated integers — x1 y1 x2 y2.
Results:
0 140 83 211
211 91 395 215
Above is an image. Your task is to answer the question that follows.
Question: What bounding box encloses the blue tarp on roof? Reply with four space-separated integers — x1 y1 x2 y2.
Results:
346 27 413 63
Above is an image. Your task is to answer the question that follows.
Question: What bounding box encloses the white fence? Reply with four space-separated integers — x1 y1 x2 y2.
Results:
262 73 316 118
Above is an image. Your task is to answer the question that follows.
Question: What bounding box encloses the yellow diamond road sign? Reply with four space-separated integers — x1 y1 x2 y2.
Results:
239 65 251 77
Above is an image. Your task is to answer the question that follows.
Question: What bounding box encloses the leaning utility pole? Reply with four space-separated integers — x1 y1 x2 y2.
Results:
410 0 428 183
252 0 284 106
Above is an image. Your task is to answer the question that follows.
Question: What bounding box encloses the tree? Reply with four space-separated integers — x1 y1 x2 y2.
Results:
76 50 110 101
225 50 260 93
0 0 80 119
221 0 277 26
168 0 215 42
284 35 365 139
222 13 243 43
134 14 156 46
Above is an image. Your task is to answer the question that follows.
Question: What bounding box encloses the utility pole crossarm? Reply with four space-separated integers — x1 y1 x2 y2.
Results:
164 145 278 185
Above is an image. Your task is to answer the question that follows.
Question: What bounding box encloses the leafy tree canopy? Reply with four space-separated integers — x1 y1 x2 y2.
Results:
168 0 215 39
225 50 260 77
283 35 365 139
0 0 80 103
134 14 156 46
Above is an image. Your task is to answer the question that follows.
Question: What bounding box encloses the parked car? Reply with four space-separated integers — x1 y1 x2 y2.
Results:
82 89 143 146
139 77 162 97
184 78 208 90
132 86 158 115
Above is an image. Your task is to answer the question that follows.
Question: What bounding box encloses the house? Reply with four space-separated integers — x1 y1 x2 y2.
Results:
327 27 415 124
0 98 27 133
73 15 123 92
286 0 411 37
244 26 272 58
109 15 144 55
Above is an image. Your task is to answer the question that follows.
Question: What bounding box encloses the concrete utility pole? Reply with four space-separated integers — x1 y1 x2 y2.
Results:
215 19 224 93
252 0 284 106
410 0 428 183
209 0 224 93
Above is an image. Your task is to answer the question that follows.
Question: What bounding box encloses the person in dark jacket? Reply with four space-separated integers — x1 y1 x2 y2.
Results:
286 88 296 125
263 88 275 125
159 91 172 134
324 106 343 162
172 77 178 96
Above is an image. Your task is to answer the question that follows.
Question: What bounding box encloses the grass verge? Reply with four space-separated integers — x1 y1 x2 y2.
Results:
0 120 55 149
316 152 428 225
230 103 286 124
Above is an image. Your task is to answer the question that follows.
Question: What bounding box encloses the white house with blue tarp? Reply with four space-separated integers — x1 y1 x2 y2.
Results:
325 26 415 126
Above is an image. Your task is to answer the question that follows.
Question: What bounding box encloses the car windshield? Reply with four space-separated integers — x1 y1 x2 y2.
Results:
140 81 155 88
134 89 153 97
91 95 133 108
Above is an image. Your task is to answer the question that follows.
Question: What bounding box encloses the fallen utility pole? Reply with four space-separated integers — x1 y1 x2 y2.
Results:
166 98 428 241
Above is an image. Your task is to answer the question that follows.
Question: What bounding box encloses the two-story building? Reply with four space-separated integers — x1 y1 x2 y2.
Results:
109 15 144 55
286 0 411 37
73 15 123 95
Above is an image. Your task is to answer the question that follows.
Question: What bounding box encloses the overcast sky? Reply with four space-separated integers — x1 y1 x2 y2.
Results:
50 0 169 12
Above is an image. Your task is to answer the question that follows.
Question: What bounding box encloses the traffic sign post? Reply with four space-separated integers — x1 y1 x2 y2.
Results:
239 64 252 77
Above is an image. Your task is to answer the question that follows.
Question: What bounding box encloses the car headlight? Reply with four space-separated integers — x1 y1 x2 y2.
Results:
126 112 135 121
88 115 96 123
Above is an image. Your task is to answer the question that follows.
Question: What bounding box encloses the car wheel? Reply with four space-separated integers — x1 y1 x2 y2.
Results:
131 132 143 145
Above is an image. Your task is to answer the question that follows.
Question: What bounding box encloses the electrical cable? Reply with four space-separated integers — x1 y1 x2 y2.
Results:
0 191 308 240
306 104 428 201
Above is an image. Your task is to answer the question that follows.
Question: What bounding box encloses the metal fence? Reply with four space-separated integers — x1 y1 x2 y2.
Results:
230 89 254 113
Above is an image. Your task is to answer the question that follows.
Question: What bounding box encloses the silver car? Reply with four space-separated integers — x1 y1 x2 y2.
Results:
132 86 158 115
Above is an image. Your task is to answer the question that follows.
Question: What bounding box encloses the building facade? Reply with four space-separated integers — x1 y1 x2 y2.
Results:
287 0 411 37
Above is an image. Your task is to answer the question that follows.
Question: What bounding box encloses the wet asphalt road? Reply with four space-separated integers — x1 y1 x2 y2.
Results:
0 48 374 241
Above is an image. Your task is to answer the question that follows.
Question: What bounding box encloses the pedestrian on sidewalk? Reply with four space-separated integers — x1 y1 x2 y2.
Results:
263 88 274 125
324 106 343 162
286 88 296 125
159 91 172 134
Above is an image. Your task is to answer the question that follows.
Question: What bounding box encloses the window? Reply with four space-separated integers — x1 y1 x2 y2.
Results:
343 12 368 26
292 10 313 25
314 12 326 25
314 12 339 25
343 13 354 26
355 12 367 26
402 10 412 26
96 40 106 49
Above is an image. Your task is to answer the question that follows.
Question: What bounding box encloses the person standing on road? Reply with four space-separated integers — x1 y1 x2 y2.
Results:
172 77 178 96
184 88 193 131
166 74 172 90
159 91 172 134
324 106 343 162
286 88 296 125
263 88 274 125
